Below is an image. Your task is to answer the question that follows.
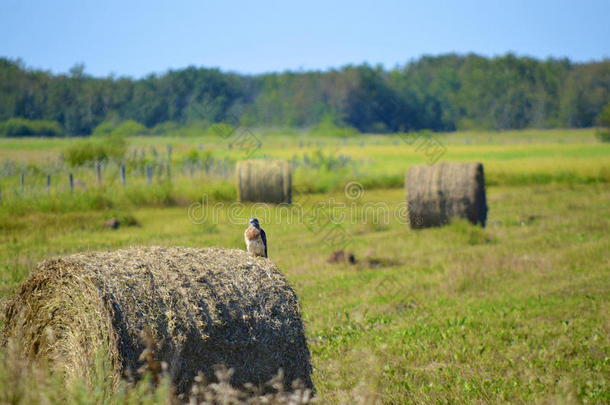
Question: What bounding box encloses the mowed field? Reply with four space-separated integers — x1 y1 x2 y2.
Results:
0 129 609 404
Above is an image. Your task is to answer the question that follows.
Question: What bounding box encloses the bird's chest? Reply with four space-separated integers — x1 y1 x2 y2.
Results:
245 226 262 242
245 227 265 254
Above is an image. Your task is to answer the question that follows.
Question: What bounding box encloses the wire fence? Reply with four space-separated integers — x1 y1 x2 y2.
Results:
0 146 238 204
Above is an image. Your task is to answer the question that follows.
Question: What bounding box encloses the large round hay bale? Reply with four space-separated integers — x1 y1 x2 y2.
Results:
406 162 488 229
1 246 313 394
237 159 292 204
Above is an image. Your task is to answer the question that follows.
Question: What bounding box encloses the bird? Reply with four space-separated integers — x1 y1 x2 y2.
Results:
244 218 267 258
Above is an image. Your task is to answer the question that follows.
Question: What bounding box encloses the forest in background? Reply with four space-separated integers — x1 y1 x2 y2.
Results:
1 53 609 136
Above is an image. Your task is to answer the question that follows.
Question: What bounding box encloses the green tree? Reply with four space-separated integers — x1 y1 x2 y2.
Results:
1 55 609 134
595 103 610 142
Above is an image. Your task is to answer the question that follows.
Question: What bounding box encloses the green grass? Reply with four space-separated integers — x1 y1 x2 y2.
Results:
0 129 609 403
1 184 608 403
0 129 608 215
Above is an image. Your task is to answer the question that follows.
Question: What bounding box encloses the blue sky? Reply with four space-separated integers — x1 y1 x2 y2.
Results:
1 0 609 78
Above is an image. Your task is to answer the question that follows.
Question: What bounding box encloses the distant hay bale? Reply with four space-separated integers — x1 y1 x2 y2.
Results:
1 246 313 394
406 162 488 229
237 160 292 204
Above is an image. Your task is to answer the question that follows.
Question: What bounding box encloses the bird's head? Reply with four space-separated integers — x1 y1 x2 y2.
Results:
249 218 260 228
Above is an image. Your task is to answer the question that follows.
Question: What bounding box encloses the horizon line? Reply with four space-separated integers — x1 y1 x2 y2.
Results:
2 51 609 80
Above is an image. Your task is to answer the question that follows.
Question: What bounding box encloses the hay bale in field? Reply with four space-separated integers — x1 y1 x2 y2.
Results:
406 162 487 229
1 246 313 394
237 159 292 204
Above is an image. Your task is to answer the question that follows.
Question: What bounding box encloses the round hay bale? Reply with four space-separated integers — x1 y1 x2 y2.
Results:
406 162 488 229
237 159 292 204
1 246 313 394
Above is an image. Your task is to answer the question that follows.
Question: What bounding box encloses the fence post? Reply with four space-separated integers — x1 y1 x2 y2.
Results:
46 174 51 195
166 163 171 179
20 172 24 193
121 164 126 187
96 162 102 184
146 165 152 186
69 173 74 194
167 144 172 160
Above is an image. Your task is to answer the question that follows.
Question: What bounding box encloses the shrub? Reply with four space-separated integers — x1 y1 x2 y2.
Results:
184 149 200 164
91 122 117 137
596 130 610 143
206 123 234 137
597 103 610 128
63 136 127 167
201 150 214 172
595 103 610 142
110 120 148 137
308 149 344 171
150 121 181 135
0 118 63 137
309 114 357 137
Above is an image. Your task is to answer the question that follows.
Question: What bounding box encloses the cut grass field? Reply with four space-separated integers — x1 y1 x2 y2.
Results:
0 129 609 403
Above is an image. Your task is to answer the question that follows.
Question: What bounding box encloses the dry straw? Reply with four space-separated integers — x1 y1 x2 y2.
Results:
1 246 313 395
237 160 292 204
406 162 488 229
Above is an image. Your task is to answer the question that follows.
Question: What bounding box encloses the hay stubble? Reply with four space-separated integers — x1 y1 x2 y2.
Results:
1 246 313 395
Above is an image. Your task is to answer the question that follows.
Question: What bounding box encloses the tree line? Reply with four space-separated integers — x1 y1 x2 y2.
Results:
0 53 609 136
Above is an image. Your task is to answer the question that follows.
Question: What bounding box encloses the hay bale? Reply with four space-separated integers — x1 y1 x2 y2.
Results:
237 160 292 204
1 246 313 394
406 162 488 229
